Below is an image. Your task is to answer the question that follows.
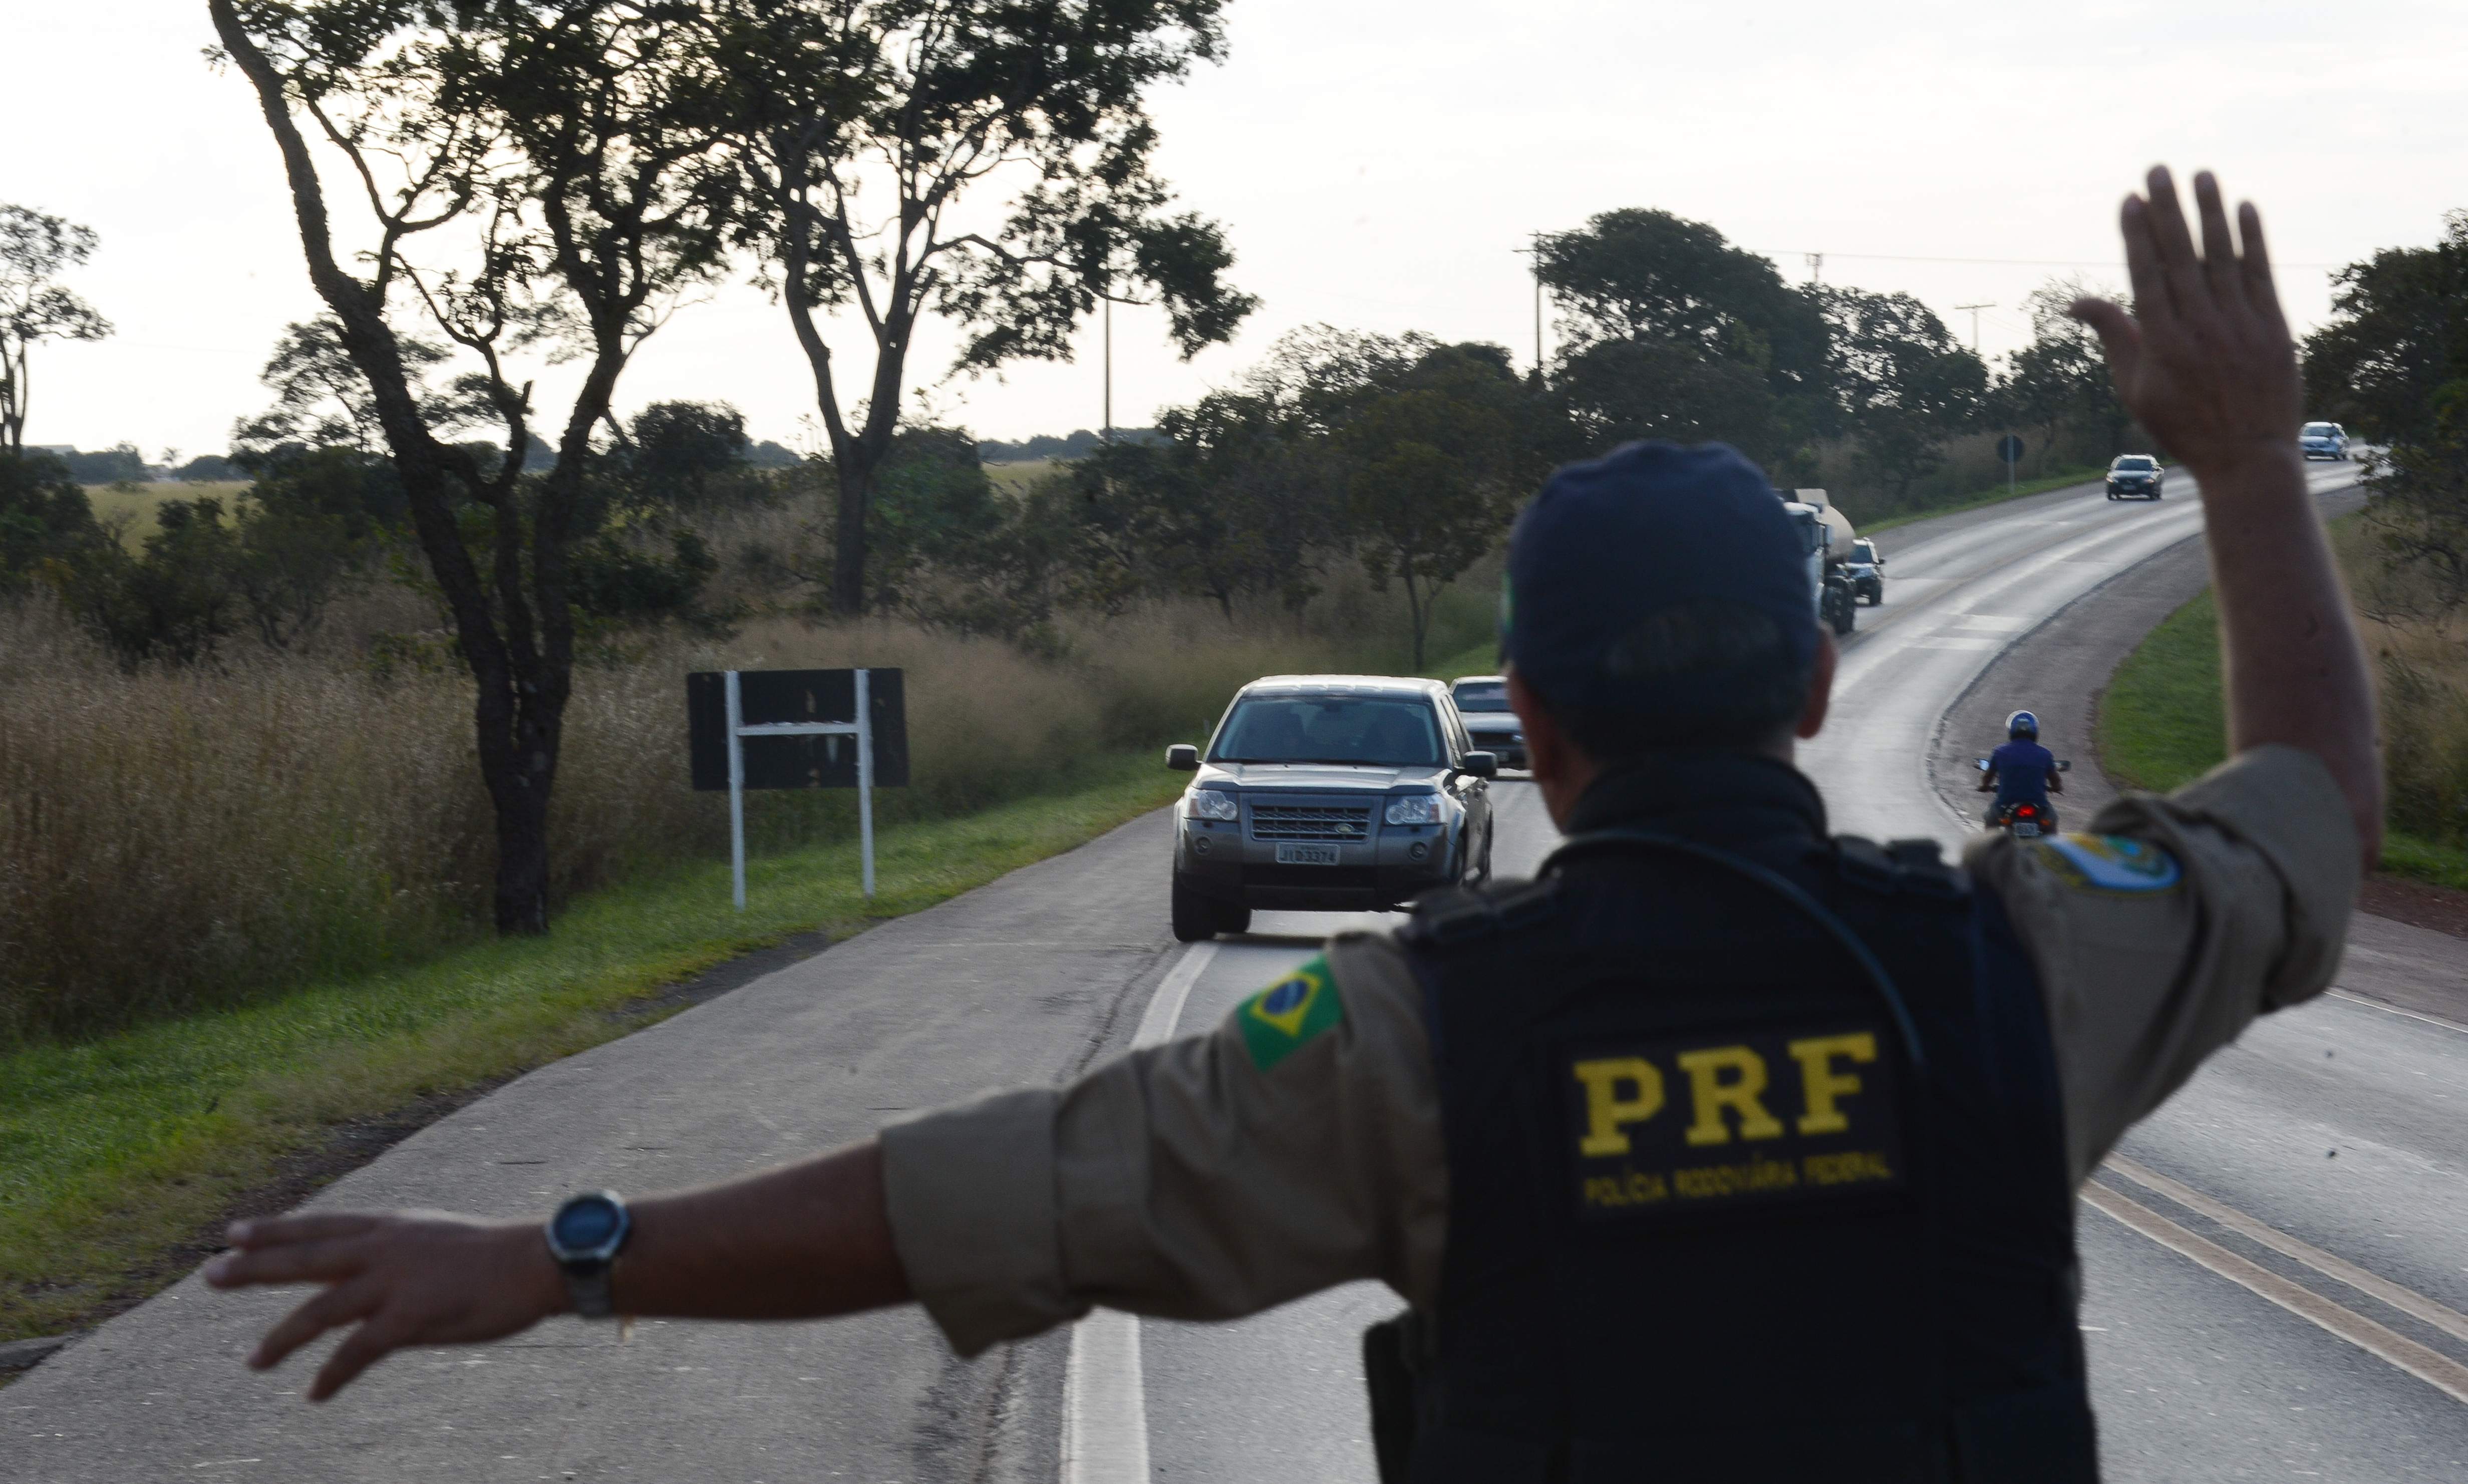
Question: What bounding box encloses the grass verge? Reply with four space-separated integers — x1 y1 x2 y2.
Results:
0 750 1184 1346
1863 465 2106 535
2097 587 2468 891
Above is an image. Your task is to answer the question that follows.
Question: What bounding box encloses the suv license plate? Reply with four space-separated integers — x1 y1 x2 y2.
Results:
1276 843 1341 866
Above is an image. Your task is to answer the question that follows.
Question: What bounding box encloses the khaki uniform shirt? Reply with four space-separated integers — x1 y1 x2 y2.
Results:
880 744 2360 1357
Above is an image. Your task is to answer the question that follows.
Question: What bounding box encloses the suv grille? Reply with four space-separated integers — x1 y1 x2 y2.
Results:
1249 802 1373 842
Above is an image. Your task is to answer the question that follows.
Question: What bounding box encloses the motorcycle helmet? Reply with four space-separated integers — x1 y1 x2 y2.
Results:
2006 709 2040 741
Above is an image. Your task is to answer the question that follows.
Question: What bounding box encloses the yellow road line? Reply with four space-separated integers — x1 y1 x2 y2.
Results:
2081 1180 2468 1407
2106 1155 2468 1348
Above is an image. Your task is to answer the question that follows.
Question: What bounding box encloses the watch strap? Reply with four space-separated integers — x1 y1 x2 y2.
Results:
564 1263 616 1320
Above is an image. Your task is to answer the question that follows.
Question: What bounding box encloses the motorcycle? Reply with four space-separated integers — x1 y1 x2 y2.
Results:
1974 757 2071 838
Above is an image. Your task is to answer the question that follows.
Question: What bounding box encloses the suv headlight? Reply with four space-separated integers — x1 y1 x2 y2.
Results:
1186 789 1238 821
1384 795 1441 825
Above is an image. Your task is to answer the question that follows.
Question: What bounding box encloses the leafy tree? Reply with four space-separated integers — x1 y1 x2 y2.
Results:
213 0 741 933
724 0 1256 615
603 401 777 516
2304 211 2468 447
1341 342 1530 668
176 453 247 482
1085 391 1330 617
0 205 113 456
1813 286 1986 501
1991 278 2128 470
0 448 102 593
58 443 148 484
1536 208 1829 470
2306 211 2468 619
230 318 483 459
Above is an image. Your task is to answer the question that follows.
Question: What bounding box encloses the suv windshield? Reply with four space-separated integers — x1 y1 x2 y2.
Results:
1212 695 1444 766
1451 681 1508 712
2302 423 2338 436
2114 457 2156 470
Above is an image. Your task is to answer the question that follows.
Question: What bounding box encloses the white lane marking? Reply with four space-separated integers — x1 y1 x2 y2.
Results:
2329 989 2468 1038
1953 615 2028 631
1133 942 1217 1050
2105 1155 2468 1347
1062 1311 1149 1484
2082 1180 2468 1407
1061 941 1216 1484
1907 636 2001 651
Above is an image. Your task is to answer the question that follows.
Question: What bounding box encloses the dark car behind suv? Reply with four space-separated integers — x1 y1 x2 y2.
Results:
1164 676 1496 941
2105 454 2165 500
1448 674 1526 769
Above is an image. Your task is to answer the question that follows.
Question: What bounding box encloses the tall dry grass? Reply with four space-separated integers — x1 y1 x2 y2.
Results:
2339 517 2468 850
0 560 1487 1045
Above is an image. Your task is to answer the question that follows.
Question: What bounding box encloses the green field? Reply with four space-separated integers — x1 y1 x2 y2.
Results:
81 480 254 545
984 458 1057 496
0 751 1186 1346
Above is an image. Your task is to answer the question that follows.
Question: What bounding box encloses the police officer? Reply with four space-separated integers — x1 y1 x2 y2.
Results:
208 168 2380 1481
1980 708 2065 830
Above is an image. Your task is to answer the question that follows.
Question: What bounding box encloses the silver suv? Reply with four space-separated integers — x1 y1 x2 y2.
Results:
1164 676 1497 941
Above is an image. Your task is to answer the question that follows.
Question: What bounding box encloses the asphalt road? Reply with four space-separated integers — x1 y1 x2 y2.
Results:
11 463 2467 1482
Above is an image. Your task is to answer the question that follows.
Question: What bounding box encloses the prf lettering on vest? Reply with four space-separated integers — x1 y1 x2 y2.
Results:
1675 1045 1787 1145
1571 1057 1665 1156
1567 1025 1904 1219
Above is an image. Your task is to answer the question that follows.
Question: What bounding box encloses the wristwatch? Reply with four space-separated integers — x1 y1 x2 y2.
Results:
544 1190 632 1319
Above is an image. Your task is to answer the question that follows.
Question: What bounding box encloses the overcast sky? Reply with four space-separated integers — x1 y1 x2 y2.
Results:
6 0 2464 460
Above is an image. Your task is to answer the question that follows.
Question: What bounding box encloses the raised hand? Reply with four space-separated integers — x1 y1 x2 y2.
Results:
2069 167 2304 480
204 1211 563 1401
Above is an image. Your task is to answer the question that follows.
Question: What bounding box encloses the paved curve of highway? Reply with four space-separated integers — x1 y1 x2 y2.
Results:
11 465 2467 1483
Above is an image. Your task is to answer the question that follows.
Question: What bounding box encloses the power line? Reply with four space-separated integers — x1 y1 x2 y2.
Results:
1756 248 2342 271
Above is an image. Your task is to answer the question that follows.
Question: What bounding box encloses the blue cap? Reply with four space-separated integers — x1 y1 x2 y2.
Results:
1501 440 1817 714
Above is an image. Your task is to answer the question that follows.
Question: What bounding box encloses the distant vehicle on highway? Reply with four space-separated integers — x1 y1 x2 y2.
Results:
2105 454 2166 500
1447 674 1526 769
1164 676 1496 940
2299 421 2350 461
1841 537 1886 606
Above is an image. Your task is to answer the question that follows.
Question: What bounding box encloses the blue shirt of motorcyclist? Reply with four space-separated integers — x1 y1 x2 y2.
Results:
1989 739 2057 808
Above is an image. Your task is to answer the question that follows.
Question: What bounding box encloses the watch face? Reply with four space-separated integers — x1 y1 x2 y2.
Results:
553 1196 622 1253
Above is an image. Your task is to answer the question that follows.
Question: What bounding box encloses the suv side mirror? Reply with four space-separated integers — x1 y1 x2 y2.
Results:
1166 744 1200 772
1458 751 1498 779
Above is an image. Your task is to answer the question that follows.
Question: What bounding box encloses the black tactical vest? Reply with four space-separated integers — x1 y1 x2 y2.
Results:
1368 755 2095 1484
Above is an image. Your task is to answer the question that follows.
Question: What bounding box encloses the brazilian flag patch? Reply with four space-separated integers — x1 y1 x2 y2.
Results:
2034 833 2183 894
1237 955 1344 1072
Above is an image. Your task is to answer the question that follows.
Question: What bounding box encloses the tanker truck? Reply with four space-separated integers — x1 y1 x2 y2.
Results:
1778 487 1859 637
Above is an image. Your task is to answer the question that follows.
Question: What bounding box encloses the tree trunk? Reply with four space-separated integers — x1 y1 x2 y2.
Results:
832 453 873 615
1403 562 1428 670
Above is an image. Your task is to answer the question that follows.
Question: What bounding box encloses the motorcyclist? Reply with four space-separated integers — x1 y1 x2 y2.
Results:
1980 709 2064 831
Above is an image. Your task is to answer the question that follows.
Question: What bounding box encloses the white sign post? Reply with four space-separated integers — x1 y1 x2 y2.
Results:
723 667 875 911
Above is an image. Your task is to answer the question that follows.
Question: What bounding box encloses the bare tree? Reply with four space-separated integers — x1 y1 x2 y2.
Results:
211 0 737 933
0 205 113 456
722 0 1256 615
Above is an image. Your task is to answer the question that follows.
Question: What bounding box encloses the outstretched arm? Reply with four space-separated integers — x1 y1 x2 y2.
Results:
205 1139 907 1401
2071 168 2381 866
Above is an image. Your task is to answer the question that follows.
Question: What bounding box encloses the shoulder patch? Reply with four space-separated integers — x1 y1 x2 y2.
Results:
2033 833 2183 894
1236 954 1345 1072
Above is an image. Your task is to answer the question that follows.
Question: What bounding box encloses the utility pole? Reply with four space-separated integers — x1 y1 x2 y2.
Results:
1514 234 1547 382
1101 290 1112 444
1954 303 1993 354
1804 252 1823 284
